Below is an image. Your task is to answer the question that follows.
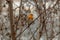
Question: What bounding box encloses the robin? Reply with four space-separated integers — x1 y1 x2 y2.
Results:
27 13 33 24
28 14 33 20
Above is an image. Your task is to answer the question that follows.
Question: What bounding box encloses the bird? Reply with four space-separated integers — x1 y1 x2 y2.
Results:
27 13 34 24
27 13 33 21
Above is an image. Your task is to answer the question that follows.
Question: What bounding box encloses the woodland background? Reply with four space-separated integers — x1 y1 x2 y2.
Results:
0 0 60 40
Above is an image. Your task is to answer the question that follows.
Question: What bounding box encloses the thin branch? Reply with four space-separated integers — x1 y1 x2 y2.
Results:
16 12 42 38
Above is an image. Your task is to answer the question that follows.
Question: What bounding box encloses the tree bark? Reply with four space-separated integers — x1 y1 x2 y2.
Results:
0 0 2 14
8 0 16 40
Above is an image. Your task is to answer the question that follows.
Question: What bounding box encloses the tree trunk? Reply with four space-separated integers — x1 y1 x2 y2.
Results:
0 0 2 14
8 0 16 40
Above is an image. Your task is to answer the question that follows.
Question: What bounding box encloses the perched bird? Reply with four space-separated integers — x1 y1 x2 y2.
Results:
27 13 34 24
27 13 33 21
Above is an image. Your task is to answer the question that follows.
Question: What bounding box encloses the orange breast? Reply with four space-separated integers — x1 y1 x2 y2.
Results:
28 14 33 20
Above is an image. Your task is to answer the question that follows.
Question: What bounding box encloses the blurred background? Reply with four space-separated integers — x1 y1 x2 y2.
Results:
0 0 60 40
